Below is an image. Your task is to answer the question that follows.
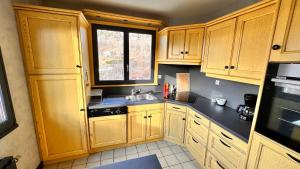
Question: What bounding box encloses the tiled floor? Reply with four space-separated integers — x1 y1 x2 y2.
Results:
43 140 203 169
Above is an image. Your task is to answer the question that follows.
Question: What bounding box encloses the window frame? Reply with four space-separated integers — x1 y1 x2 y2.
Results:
0 48 18 139
91 24 156 86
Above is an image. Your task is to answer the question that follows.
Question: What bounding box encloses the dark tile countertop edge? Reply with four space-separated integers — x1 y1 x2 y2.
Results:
88 93 252 143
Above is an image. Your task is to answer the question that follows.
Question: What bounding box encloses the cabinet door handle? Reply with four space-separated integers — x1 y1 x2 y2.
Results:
76 65 82 68
194 120 200 125
148 115 152 118
230 66 235 69
80 108 85 111
144 116 147 119
185 51 189 54
192 137 199 143
182 118 186 121
272 44 281 50
221 132 232 140
180 51 184 54
173 107 180 109
216 160 225 169
224 66 229 69
219 139 231 148
194 114 201 119
287 153 300 163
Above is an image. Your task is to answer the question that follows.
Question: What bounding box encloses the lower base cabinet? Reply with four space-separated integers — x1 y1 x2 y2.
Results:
185 132 206 166
165 109 186 145
247 132 300 169
89 115 127 149
206 152 234 169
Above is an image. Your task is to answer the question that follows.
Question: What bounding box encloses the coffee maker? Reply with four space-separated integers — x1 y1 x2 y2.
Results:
237 94 257 121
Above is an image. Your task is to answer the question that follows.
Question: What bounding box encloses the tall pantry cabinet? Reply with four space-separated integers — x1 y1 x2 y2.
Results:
14 4 91 162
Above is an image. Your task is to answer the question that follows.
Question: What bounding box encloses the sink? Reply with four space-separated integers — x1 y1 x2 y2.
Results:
125 93 157 101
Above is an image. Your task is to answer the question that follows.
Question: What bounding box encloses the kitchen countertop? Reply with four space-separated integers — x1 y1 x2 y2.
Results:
88 92 252 143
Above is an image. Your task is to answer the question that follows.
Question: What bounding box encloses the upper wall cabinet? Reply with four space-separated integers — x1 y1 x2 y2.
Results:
158 27 204 65
202 2 277 84
16 10 82 74
270 0 300 62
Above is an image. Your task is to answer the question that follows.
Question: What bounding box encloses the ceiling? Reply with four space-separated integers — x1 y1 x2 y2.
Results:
41 0 259 25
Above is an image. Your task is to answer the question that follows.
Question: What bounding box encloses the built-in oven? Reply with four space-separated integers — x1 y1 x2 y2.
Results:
256 63 300 153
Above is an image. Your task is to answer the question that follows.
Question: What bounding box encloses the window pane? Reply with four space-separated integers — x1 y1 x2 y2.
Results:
0 87 7 124
97 30 124 81
129 33 152 80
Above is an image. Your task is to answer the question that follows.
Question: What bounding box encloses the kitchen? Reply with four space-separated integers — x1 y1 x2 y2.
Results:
0 0 299 169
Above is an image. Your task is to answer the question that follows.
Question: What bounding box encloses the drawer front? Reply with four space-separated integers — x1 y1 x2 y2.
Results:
206 151 235 169
188 108 209 127
208 132 246 169
185 131 206 166
186 115 209 145
167 103 186 112
210 123 247 151
128 103 164 112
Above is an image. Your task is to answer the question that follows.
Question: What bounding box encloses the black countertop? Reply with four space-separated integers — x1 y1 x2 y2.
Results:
94 155 162 169
88 92 252 143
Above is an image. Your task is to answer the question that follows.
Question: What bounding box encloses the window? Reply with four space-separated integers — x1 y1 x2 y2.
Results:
0 48 18 139
92 24 156 85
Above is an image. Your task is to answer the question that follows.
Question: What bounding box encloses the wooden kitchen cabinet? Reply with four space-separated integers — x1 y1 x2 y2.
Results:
270 0 300 62
230 5 277 79
15 9 83 75
165 106 187 145
29 75 88 161
128 104 164 144
202 19 236 75
89 115 127 149
206 151 235 169
158 27 204 65
247 132 300 169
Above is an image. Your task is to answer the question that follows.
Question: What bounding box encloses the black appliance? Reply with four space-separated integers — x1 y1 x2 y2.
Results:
236 94 257 121
0 156 17 169
256 63 300 154
88 106 127 118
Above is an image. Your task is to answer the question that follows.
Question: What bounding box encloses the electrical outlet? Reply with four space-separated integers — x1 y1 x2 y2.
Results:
215 80 220 86
158 75 162 79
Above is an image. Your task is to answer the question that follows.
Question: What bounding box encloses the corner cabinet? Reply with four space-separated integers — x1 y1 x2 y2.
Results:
202 2 277 84
127 104 164 144
158 27 204 65
270 0 300 62
247 132 300 169
14 5 90 162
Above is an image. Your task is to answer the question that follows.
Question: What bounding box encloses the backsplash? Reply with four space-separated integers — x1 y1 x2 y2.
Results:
98 65 259 109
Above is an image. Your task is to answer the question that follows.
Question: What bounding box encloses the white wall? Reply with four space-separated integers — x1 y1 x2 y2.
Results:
0 0 40 168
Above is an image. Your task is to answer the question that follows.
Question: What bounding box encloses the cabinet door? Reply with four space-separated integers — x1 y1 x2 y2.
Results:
270 0 300 62
89 115 127 149
184 28 204 60
165 110 186 144
29 75 87 161
230 5 276 79
168 30 185 59
202 19 236 75
206 152 234 169
17 10 81 74
128 111 147 143
248 133 300 169
146 109 164 140
157 30 168 61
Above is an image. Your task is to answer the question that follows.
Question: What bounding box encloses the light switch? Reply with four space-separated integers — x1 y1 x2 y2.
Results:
158 75 162 79
215 80 220 86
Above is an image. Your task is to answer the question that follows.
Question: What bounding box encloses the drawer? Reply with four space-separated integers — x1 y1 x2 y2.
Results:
186 115 209 145
128 103 164 112
185 131 206 166
167 103 186 112
188 108 210 127
208 132 246 169
206 151 235 169
210 123 247 151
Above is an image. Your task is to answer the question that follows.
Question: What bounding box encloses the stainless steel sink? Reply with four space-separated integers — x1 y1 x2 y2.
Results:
125 93 157 101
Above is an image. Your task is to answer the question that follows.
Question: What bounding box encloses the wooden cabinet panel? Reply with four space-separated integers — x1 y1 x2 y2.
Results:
187 108 209 127
185 132 206 166
17 10 81 74
128 111 147 143
208 132 246 169
89 115 126 149
29 75 87 160
165 110 186 144
167 103 187 112
248 133 300 169
270 0 300 62
186 115 209 145
230 5 276 79
203 19 236 75
206 152 235 169
146 109 164 140
158 29 168 61
184 28 204 60
168 30 185 59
